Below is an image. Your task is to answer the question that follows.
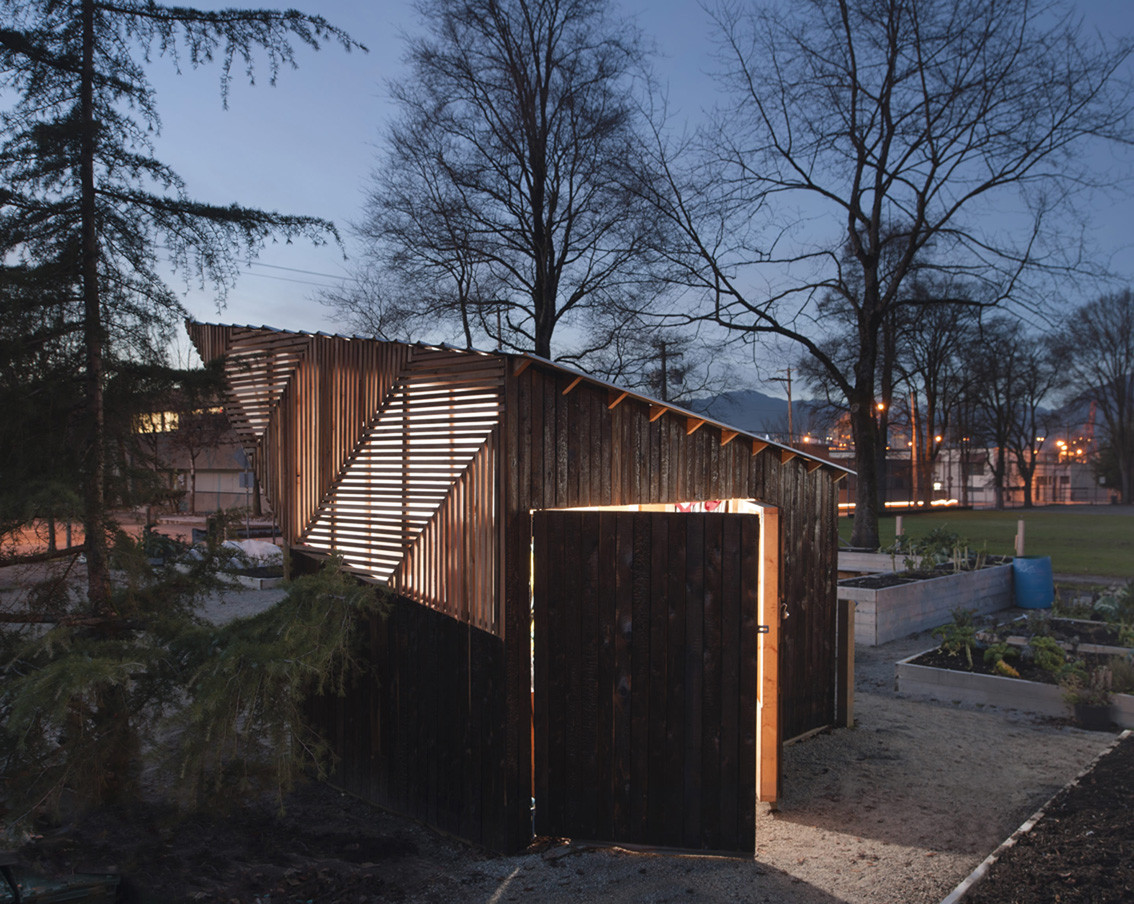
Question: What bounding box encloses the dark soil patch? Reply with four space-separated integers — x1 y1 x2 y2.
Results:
910 646 1116 686
911 646 1058 684
967 733 1134 904
839 561 1009 589
14 781 494 903
840 570 945 589
991 616 1129 648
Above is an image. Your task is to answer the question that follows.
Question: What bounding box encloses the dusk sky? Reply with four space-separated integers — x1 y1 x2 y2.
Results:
153 0 1134 377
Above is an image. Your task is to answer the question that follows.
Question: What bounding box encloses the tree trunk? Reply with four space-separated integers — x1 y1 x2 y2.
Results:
1018 453 1036 508
993 446 1007 510
80 0 110 613
850 401 882 548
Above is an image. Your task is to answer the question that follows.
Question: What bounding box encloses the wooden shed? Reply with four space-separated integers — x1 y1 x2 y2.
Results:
187 321 853 854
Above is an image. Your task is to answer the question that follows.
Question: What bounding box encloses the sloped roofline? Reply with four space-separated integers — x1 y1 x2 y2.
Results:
187 320 854 479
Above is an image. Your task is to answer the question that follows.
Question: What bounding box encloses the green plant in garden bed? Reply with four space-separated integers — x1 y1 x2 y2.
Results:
1092 582 1134 624
1053 581 1134 629
883 527 992 575
1029 635 1074 676
1061 665 1112 706
933 608 978 669
984 642 1020 678
1107 655 1134 695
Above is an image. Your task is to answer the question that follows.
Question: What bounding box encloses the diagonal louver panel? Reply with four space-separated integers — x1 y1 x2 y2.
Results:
258 336 413 543
301 349 504 599
217 327 313 445
391 431 498 632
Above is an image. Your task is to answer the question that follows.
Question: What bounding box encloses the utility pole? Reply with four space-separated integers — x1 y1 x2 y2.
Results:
909 389 919 506
770 367 793 444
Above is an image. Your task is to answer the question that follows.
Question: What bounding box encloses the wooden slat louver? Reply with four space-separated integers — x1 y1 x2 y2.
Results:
221 330 313 444
300 350 503 623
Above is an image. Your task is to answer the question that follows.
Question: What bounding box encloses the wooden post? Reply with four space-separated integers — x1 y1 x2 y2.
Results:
895 515 904 542
837 598 855 728
756 506 780 810
1015 519 1025 557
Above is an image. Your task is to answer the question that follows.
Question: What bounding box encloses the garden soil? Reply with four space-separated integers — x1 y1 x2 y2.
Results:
967 733 1133 904
5 581 1125 904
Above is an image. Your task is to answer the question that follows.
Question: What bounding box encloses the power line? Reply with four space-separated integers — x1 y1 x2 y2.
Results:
153 248 358 291
239 259 354 282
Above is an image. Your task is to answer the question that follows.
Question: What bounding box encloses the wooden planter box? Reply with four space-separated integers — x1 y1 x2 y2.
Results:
837 550 901 579
979 617 1133 658
839 563 1014 646
896 651 1134 728
232 573 285 590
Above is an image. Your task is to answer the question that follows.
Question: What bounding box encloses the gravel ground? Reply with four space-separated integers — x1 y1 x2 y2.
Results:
195 588 1117 904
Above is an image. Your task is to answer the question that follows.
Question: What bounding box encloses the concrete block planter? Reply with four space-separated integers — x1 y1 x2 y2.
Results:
896 651 1134 728
839 563 1013 646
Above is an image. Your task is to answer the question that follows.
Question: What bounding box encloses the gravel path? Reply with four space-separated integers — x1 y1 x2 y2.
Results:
437 634 1112 904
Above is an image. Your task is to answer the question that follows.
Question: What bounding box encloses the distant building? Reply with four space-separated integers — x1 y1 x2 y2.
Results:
933 446 1110 507
153 431 266 514
132 408 268 514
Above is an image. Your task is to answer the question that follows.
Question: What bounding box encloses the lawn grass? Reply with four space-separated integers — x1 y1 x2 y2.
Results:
837 507 1134 579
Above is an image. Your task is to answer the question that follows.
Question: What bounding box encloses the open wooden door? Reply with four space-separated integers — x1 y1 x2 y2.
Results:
531 509 770 851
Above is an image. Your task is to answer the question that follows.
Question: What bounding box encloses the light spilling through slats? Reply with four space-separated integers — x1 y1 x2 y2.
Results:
223 332 312 443
302 351 503 628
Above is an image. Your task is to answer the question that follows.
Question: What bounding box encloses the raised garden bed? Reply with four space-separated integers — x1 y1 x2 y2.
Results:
229 564 285 590
837 549 900 578
839 562 1014 646
978 616 1132 658
897 648 1134 728
961 732 1134 904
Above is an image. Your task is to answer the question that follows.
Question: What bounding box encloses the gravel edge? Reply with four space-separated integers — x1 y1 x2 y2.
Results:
938 729 1133 904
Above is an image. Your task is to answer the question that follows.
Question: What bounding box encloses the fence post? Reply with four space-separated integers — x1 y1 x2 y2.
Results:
1015 520 1025 557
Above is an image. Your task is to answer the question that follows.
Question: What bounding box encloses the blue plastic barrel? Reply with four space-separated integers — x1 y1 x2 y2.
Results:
1013 555 1054 609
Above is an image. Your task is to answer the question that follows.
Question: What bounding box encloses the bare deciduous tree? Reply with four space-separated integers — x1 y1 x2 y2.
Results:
965 317 1062 509
333 0 668 365
640 0 1132 546
1055 289 1134 502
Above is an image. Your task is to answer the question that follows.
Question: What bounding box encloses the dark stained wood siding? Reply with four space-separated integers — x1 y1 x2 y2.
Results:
308 594 510 851
502 364 841 809
532 510 760 851
189 324 845 855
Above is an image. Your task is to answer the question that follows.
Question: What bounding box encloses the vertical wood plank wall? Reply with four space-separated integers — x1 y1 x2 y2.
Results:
189 324 845 854
308 593 510 850
502 364 842 844
187 323 502 632
533 510 760 850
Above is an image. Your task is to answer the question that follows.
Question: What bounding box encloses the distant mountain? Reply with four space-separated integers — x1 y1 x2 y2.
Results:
686 389 789 435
